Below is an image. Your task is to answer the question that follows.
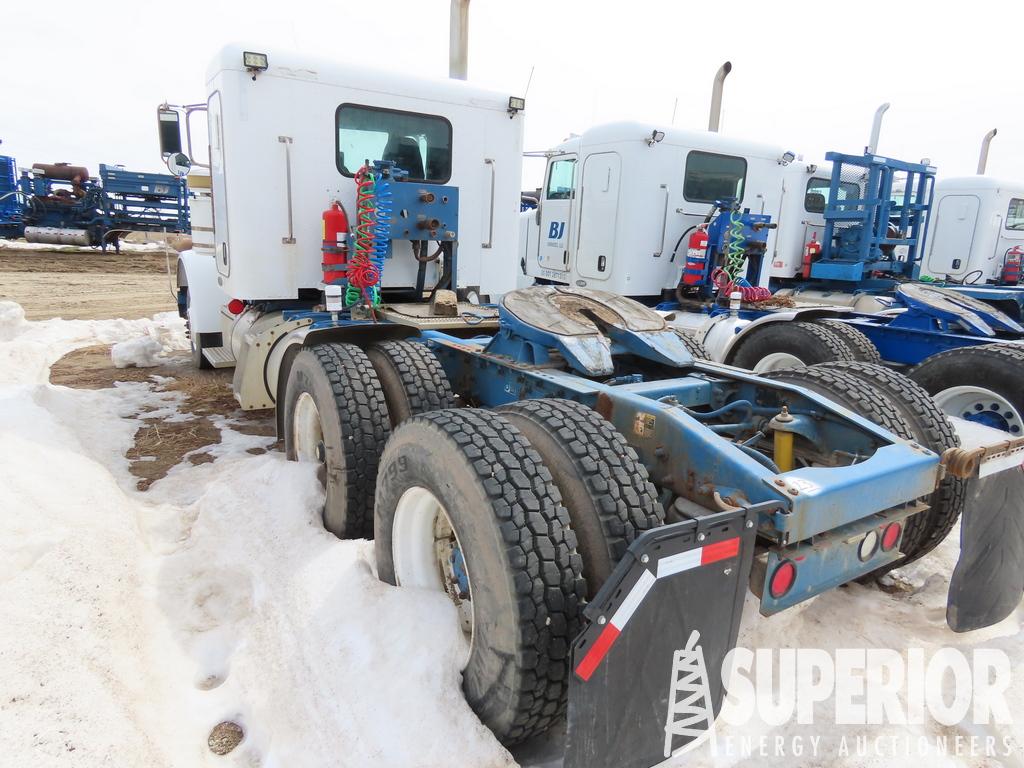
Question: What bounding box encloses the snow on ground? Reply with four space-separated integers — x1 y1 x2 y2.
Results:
0 299 1020 768
0 301 510 768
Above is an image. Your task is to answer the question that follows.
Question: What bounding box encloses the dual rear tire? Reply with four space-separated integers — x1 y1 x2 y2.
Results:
283 340 661 744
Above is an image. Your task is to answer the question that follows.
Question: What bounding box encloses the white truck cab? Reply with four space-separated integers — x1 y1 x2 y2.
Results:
918 176 1024 283
521 122 797 300
172 44 525 352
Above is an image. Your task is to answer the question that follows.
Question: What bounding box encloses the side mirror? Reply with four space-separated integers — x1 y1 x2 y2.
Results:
166 152 192 177
158 107 183 158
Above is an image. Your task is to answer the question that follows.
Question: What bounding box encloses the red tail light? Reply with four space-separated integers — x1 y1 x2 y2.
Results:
227 298 245 315
769 560 797 599
881 522 902 552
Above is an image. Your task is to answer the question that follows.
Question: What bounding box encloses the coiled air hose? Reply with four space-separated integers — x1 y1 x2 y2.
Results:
711 209 772 302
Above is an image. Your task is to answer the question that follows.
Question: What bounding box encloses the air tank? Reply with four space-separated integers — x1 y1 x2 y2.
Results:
31 163 91 182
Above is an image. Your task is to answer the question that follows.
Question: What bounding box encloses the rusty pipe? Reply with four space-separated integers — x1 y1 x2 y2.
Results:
708 61 732 132
977 128 998 175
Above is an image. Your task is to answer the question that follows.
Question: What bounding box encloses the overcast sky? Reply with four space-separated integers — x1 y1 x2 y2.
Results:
3 0 1021 188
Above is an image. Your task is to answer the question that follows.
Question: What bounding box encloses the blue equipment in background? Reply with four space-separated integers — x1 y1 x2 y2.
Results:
0 157 190 250
810 152 935 283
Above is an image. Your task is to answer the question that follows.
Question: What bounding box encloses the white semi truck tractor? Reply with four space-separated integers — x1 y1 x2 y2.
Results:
158 45 1024 768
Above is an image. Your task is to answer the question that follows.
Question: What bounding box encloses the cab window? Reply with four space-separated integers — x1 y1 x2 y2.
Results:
336 104 452 183
683 151 746 204
1007 198 1024 230
805 177 861 213
546 157 576 200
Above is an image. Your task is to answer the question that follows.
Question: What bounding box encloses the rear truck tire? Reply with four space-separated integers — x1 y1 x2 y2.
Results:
283 343 390 539
671 328 711 360
726 320 856 372
814 361 965 567
908 343 1024 436
498 398 664 597
761 366 935 575
817 320 882 364
366 340 455 427
375 409 585 745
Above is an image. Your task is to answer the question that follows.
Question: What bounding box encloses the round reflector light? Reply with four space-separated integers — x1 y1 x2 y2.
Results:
227 298 245 315
858 530 880 562
881 522 902 552
769 560 797 599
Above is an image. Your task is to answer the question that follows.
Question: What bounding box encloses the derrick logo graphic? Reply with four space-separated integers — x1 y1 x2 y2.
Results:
547 221 566 240
663 630 717 758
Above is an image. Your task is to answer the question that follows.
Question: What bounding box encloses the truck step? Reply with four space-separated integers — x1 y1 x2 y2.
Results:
201 345 236 368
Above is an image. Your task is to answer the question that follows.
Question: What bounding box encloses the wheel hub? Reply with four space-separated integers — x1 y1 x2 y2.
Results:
292 392 325 461
934 385 1021 434
392 486 474 653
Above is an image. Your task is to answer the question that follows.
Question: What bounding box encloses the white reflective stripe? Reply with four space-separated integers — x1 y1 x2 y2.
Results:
610 568 657 629
657 548 702 579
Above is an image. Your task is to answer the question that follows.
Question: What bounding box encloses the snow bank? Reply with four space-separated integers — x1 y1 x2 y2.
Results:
0 302 511 768
0 299 1020 768
112 336 165 368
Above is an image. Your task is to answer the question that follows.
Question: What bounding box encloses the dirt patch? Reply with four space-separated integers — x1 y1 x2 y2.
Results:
0 244 172 274
51 345 275 490
0 244 177 321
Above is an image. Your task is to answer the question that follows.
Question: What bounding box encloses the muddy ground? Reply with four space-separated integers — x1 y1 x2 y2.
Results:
0 243 179 320
4 243 274 488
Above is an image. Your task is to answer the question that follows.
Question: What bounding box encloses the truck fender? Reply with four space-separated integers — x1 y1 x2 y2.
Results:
705 307 855 364
176 249 226 336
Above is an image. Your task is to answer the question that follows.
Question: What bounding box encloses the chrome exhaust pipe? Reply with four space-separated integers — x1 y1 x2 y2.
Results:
449 0 470 80
708 61 732 132
867 102 890 154
977 128 997 175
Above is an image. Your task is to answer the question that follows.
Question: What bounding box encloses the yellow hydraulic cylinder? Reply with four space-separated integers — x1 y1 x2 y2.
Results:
770 406 796 473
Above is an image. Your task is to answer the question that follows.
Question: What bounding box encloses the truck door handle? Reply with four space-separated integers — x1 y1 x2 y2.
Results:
279 136 296 245
654 184 669 257
482 158 496 249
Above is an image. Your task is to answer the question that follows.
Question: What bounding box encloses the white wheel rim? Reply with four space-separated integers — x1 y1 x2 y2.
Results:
933 385 1022 435
292 391 324 462
753 352 805 373
393 486 474 666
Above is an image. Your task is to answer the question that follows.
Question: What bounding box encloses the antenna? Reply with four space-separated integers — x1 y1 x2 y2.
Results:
671 97 679 126
523 65 536 99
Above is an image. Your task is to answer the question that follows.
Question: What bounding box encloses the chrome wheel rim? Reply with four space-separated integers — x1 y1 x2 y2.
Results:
753 352 805 373
393 486 474 666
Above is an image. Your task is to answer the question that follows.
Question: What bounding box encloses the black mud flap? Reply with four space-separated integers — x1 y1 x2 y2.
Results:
560 506 758 768
947 468 1024 632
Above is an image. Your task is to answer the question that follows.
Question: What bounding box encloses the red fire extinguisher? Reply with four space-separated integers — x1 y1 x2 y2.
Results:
322 201 349 284
801 233 821 279
682 226 709 286
1002 245 1023 286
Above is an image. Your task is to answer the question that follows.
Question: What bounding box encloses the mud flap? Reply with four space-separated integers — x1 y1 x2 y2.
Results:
562 506 759 768
947 468 1024 632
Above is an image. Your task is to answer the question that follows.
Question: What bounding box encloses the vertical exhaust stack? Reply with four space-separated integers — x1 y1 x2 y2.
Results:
449 0 470 80
867 102 890 154
977 128 998 175
708 61 732 132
